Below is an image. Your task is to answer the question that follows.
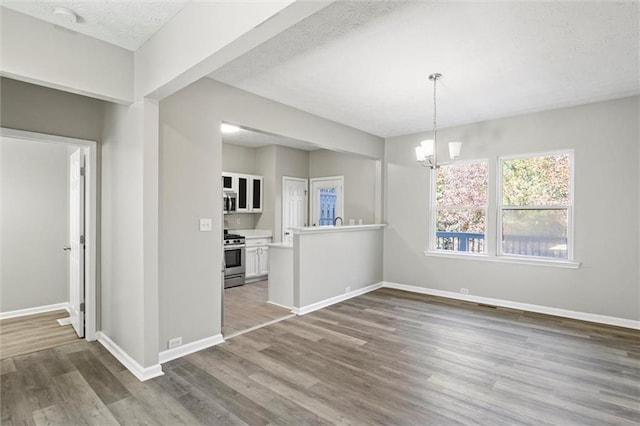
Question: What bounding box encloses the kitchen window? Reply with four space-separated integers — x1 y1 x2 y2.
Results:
498 151 574 260
431 160 488 254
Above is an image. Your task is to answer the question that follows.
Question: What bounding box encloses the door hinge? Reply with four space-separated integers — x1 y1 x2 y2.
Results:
305 190 308 195
80 167 86 176
80 302 85 313
80 235 85 244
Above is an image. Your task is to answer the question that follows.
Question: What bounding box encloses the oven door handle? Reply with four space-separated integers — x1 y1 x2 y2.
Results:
224 244 246 249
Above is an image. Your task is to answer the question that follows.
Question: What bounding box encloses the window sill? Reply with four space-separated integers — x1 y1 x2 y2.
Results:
423 250 581 269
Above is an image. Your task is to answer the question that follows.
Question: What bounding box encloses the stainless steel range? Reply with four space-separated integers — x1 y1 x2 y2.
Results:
223 232 246 288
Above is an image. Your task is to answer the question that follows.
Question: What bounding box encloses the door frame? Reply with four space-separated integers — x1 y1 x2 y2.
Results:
1 127 98 341
309 176 344 227
282 176 308 242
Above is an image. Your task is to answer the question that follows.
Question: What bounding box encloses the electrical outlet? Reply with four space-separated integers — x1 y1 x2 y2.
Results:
236 218 241 224
460 288 469 295
199 218 212 232
345 286 351 293
168 337 182 349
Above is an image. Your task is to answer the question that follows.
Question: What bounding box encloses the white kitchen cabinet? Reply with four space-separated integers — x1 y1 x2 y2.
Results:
245 237 271 281
222 172 263 213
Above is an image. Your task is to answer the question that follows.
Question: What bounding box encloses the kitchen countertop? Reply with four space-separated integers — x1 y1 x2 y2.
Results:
234 229 273 239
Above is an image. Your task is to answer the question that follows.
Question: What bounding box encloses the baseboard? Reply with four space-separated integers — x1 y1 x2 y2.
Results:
96 332 164 381
0 302 70 320
382 282 640 330
293 282 383 316
267 300 293 311
159 334 225 364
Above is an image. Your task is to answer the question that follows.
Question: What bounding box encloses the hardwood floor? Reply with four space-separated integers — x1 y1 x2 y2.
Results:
222 280 292 337
2 288 639 425
0 310 80 360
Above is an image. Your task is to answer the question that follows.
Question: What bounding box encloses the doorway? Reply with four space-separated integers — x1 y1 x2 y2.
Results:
310 176 344 227
0 128 97 346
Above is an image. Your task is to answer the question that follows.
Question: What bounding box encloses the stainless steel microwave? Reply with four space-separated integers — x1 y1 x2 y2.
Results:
223 191 237 214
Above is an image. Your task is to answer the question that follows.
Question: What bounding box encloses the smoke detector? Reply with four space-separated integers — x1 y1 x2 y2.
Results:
53 7 78 24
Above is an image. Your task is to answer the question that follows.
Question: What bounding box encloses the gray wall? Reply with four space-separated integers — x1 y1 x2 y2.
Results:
1 139 68 312
222 143 256 174
309 149 378 225
384 96 640 321
255 146 277 233
0 77 105 141
158 78 381 350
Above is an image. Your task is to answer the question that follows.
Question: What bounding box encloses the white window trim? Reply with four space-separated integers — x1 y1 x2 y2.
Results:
497 149 575 262
430 159 489 253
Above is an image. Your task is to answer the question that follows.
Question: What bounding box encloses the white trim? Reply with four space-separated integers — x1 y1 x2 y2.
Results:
57 317 72 326
96 332 164 381
267 300 294 310
293 282 383 315
309 175 344 227
158 334 225 364
0 302 70 320
292 224 386 234
423 250 581 269
224 314 295 340
382 282 640 330
497 150 575 261
1 128 98 341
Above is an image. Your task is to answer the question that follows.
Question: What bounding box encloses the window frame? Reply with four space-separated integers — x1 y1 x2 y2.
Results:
496 149 575 261
429 158 490 254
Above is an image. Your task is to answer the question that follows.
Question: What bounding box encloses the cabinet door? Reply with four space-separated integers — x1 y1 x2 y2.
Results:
222 172 236 192
251 176 263 212
237 176 249 212
258 247 269 276
245 247 259 279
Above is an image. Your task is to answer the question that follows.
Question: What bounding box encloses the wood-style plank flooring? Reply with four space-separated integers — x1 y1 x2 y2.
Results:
222 280 292 337
0 310 80 360
2 288 640 425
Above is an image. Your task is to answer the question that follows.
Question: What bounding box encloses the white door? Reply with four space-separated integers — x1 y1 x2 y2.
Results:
282 177 308 243
68 148 85 338
245 246 259 279
310 176 344 227
258 247 269 276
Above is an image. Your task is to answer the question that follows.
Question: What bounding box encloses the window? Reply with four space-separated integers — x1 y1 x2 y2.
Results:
499 151 573 260
433 161 488 253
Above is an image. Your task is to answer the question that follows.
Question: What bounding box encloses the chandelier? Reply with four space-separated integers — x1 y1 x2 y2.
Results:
415 73 462 169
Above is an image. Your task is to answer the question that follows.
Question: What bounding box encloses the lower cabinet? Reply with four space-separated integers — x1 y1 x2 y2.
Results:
245 238 271 281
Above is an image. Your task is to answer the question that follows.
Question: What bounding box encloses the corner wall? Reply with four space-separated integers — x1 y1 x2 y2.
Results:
384 96 640 321
158 78 382 350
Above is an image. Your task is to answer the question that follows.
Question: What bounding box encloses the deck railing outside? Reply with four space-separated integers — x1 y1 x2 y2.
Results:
435 232 568 258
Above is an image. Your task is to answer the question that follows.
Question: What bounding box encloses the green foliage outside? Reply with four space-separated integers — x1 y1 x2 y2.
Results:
502 154 570 236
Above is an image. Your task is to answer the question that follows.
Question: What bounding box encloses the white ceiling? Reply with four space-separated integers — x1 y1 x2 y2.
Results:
1 0 188 51
210 1 640 138
223 126 320 152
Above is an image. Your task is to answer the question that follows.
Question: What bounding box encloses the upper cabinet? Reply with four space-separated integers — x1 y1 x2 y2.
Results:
223 172 263 213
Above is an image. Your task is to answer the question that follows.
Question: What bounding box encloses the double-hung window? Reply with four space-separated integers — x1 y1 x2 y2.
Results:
432 160 488 254
498 151 574 260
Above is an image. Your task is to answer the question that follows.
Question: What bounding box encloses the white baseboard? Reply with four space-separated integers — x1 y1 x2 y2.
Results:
267 300 293 311
159 334 225 364
293 282 383 316
57 317 72 326
382 282 640 330
96 332 164 381
0 302 70 320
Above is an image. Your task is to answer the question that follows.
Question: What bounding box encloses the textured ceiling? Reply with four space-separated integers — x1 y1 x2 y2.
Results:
210 1 640 138
223 126 320 152
1 0 188 51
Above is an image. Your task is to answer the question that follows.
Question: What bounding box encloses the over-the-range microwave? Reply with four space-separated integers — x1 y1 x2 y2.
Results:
223 191 237 214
